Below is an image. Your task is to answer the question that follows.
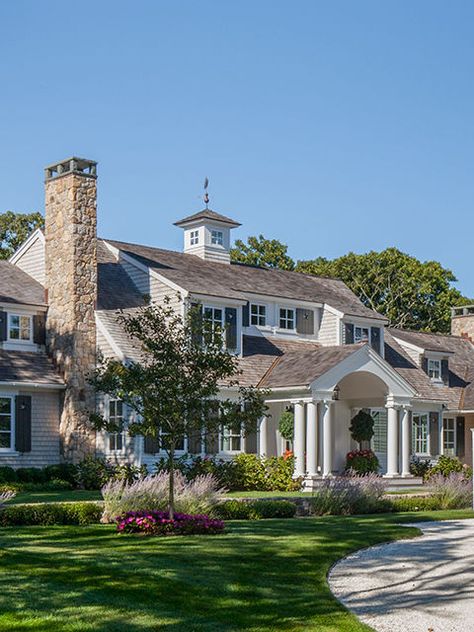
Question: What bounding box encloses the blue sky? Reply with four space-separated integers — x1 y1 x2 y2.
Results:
0 1 473 293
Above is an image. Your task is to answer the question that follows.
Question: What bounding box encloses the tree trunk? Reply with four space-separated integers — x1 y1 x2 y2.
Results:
168 444 175 520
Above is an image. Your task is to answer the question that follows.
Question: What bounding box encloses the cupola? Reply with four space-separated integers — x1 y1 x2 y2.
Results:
174 208 241 264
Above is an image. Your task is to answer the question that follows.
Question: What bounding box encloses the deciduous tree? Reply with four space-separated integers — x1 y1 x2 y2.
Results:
0 211 44 259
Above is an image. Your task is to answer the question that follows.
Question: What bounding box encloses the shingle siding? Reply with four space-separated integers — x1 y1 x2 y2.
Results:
318 308 339 346
12 235 45 286
0 391 61 467
120 258 150 295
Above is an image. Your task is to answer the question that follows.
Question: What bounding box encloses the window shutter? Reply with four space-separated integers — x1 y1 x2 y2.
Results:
296 308 314 335
370 327 381 354
188 430 203 454
245 431 258 454
441 359 449 386
190 302 203 346
344 323 354 344
0 311 7 341
15 395 32 453
205 430 219 455
456 416 465 457
144 433 159 455
429 412 440 457
33 314 46 345
242 302 250 327
421 356 428 375
225 307 238 350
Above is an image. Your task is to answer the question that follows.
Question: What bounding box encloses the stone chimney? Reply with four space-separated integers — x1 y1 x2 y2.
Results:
451 305 474 341
44 157 98 462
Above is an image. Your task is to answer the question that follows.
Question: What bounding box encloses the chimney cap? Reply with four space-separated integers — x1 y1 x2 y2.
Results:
44 157 97 181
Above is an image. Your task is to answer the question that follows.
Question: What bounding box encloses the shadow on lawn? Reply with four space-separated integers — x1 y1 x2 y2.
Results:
0 517 416 632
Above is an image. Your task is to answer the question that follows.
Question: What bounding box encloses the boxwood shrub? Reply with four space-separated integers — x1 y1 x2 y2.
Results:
0 502 102 526
216 499 296 520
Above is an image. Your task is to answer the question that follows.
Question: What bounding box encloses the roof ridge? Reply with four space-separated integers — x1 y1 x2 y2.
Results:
390 326 467 342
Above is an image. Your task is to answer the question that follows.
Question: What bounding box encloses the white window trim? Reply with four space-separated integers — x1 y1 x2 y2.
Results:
7 314 33 343
190 230 199 246
157 432 188 456
278 306 296 331
412 412 430 457
106 399 126 454
427 358 442 382
354 325 370 344
442 417 457 456
0 394 15 453
218 423 243 455
250 303 267 327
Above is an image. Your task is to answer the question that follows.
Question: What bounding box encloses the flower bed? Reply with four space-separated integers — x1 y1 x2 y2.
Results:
116 510 225 536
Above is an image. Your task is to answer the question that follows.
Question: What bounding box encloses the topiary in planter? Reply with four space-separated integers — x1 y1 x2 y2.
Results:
345 449 379 474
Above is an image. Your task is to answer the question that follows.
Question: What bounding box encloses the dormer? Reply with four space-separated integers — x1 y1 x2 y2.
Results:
174 208 241 264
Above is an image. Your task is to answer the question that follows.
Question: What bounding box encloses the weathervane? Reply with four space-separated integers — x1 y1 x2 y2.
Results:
203 177 209 209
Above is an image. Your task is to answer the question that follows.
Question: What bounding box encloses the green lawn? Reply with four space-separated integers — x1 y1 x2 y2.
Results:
0 510 472 631
10 489 102 505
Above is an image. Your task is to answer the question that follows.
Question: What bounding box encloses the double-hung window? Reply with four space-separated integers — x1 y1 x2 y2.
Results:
220 423 241 452
8 314 32 342
412 413 429 455
0 397 13 451
354 326 369 343
428 359 441 380
203 306 224 343
108 399 125 452
250 304 266 327
443 418 456 456
211 230 224 246
279 308 295 330
190 230 199 246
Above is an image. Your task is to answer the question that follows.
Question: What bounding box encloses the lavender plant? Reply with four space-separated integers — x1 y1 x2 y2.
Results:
311 472 387 516
101 471 226 522
0 489 15 509
428 472 472 509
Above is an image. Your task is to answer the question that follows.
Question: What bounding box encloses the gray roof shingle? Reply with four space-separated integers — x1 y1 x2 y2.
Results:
0 350 63 385
0 261 46 306
174 208 241 227
106 238 385 320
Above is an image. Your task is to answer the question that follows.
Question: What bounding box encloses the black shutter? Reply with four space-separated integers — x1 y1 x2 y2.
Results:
344 323 354 344
371 327 381 354
144 433 159 455
421 356 428 375
441 359 449 386
0 311 7 341
188 430 202 454
190 302 203 346
15 395 32 453
429 412 440 457
245 431 258 454
456 416 465 458
296 308 314 335
225 307 238 350
242 302 250 327
33 314 46 345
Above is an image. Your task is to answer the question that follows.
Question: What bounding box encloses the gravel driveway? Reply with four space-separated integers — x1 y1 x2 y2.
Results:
329 519 474 632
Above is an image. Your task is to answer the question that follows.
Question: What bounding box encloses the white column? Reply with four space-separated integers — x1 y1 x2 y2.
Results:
258 416 268 457
306 401 318 476
385 403 400 477
401 406 412 477
293 401 306 477
322 400 334 477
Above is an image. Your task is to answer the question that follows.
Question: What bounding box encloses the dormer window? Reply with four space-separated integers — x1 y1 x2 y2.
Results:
190 230 199 246
211 230 223 246
428 359 441 380
279 308 295 330
354 326 369 343
250 304 266 327
8 314 32 342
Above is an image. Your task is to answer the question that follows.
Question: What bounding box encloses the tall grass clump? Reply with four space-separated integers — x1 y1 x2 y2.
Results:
101 472 226 523
311 473 387 516
428 472 472 509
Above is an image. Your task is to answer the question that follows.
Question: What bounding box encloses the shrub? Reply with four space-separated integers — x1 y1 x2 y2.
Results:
43 463 78 485
278 410 294 442
101 471 226 523
349 410 374 447
311 473 387 516
345 450 379 474
409 456 432 479
16 467 47 484
216 499 297 520
232 454 301 492
75 456 116 490
0 502 102 526
428 472 472 509
115 510 225 536
389 495 441 512
0 467 18 484
427 455 472 480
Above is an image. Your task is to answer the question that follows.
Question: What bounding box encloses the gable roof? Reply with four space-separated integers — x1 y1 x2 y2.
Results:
388 328 456 354
0 349 63 386
106 238 385 320
0 261 46 306
174 208 241 228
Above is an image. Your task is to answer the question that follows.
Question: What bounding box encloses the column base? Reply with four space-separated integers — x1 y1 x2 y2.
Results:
401 472 414 478
383 472 401 479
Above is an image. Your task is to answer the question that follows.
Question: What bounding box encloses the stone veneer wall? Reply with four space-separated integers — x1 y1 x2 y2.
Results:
451 316 474 341
45 171 97 462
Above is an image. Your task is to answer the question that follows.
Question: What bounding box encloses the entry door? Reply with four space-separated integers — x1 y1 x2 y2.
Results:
370 409 387 473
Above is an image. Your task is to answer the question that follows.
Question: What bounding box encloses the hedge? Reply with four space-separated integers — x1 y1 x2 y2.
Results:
0 502 102 526
216 499 296 520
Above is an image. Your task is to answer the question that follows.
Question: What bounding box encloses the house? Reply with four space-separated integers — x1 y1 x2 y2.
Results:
3 156 474 486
